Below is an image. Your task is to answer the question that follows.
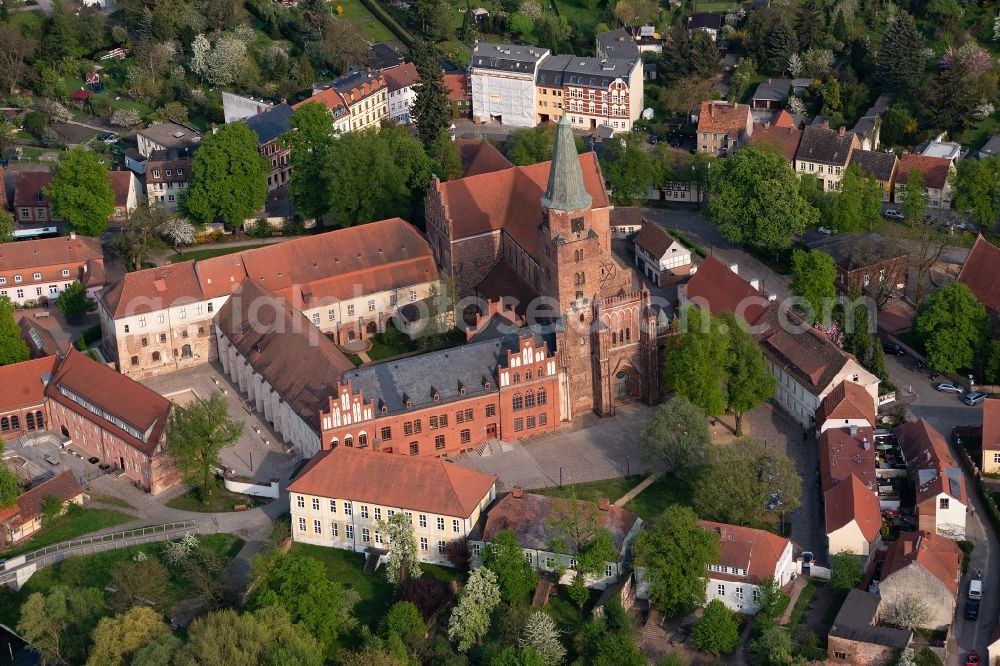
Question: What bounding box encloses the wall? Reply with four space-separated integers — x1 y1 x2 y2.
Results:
471 70 537 127
827 635 899 665
0 405 46 439
223 476 280 499
879 565 956 631
1 277 77 307
828 521 873 557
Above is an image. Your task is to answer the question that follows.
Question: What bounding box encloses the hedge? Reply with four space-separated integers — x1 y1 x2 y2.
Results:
358 0 415 47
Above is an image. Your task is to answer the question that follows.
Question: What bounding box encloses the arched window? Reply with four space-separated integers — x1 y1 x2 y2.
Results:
26 412 35 431
574 249 581 262
152 351 161 362
612 331 617 344
358 433 368 447
574 273 581 286
525 391 536 408
513 372 520 383
330 437 339 447
537 366 544 378
9 415 19 431
538 388 547 405
512 393 523 411
580 272 585 284
181 344 193 359
344 435 354 447
1 416 9 432
525 370 532 381
35 411 43 430
625 328 631 341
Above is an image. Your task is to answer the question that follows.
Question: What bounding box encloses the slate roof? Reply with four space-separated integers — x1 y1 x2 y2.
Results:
816 380 877 428
683 255 769 324
0 471 84 528
749 124 802 162
596 28 640 60
687 12 723 28
537 55 637 89
244 103 294 145
365 42 405 70
896 153 952 190
288 446 497 518
982 398 1000 454
476 260 540 316
700 520 790 586
823 473 882 541
0 357 58 413
958 235 1000 312
481 491 641 555
611 207 644 231
829 589 912 649
795 126 857 166
470 43 548 74
896 419 966 507
633 221 676 259
382 62 419 92
817 232 905 272
849 150 898 181
881 531 962 595
752 78 794 102
979 134 1000 159
214 280 355 431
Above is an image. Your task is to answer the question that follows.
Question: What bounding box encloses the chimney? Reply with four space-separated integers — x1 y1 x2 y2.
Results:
764 121 771 129
512 486 524 498
729 262 739 275
838 126 846 136
863 437 870 450
69 231 77 240
903 538 914 555
850 424 858 437
598 498 610 511
749 278 760 290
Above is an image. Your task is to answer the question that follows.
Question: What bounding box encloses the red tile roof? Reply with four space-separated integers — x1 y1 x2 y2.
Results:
699 520 791 586
983 398 1000 454
288 446 497 518
0 471 84 528
819 426 877 493
697 101 750 134
772 110 797 128
0 357 59 413
435 152 609 260
443 73 469 102
897 153 952 190
816 380 877 429
633 221 676 259
882 531 961 595
100 261 204 318
896 419 966 506
45 348 172 455
750 124 802 162
0 235 105 288
382 62 419 92
292 89 348 117
958 235 1000 313
108 170 135 207
683 256 768 324
457 140 513 177
823 474 882 541
12 171 53 209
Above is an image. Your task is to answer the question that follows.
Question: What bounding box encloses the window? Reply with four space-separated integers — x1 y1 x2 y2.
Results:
753 588 760 602
460 429 470 444
486 404 496 417
312 313 320 325
60 268 70 278
472 543 481 557
834 652 847 660
368 300 375 311
381 427 391 440
360 505 369 519
332 523 339 537
430 416 438 429
374 530 384 544
409 442 419 455
524 552 533 564
940 498 950 510
374 507 382 520
539 413 547 426
130 355 139 366
538 388 547 405
298 517 307 532
330 500 337 513
420 537 428 551
13 275 20 283
435 435 445 449
297 495 305 508
513 394 523 411
994 453 1000 464
410 291 417 301
605 564 614 577
527 415 535 429
546 557 555 570
717 584 725 596
344 501 352 515
452 519 460 533
404 421 414 436
358 433 367 447
48 285 57 295
436 517 445 530
362 528 370 542
437 540 446 554
0 277 4 284
419 514 427 528
15 288 23 299
525 392 536 408
345 524 354 539
514 418 523 432
178 308 186 319
311 498 320 511
347 304 354 316
455 410 464 424
313 519 322 534
34 287 41 296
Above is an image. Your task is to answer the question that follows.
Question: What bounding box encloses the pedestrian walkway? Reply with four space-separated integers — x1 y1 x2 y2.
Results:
779 575 809 625
613 472 662 507
357 351 372 363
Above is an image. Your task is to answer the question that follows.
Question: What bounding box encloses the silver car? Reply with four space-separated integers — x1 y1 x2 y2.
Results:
936 382 963 394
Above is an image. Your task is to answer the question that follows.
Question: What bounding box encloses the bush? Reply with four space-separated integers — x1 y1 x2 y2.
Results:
24 111 47 137
247 218 272 238
691 600 740 655
397 577 454 621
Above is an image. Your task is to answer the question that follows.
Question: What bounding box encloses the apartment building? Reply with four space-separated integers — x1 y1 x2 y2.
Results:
295 71 388 132
384 62 419 124
0 233 106 307
136 122 201 159
292 88 352 133
535 54 643 132
795 126 860 192
244 103 294 191
145 149 192 210
897 419 967 540
696 101 752 156
470 43 550 128
849 150 898 202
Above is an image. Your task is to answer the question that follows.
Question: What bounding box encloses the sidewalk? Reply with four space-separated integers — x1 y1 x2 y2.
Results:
613 472 662 507
779 575 809 625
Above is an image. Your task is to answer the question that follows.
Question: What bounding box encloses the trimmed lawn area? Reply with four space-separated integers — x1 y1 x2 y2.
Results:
0 533 244 627
0 508 134 559
87 492 135 510
367 332 418 361
623 472 698 520
169 242 270 263
166 480 270 513
535 475 645 503
338 0 395 42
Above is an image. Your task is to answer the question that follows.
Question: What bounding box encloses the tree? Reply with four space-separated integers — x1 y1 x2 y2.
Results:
730 57 758 101
612 0 658 27
86 606 170 666
286 102 337 220
691 600 740 654
507 12 533 37
639 397 710 476
929 58 978 133
915 282 988 373
722 312 776 436
535 14 571 52
0 296 29 366
592 632 644 666
748 624 793 665
379 601 426 658
56 282 97 322
131 635 183 666
519 610 565 666
761 18 798 75
113 204 169 271
165 392 243 501
883 593 932 630
707 148 818 250
632 505 718 617
186 122 267 226
694 438 801 526
492 647 545 666
17 586 105 665
0 441 19 508
0 211 13 243
793 0 825 51
47 147 114 237
482 528 538 603
755 577 787 618
181 606 324 666
830 550 863 592
953 156 1000 233
448 567 502 651
250 554 358 654
0 26 35 95
379 511 423 586
108 557 169 613
506 124 583 166
664 307 729 416
790 249 838 324
411 41 452 148
876 13 925 94
830 163 883 233
599 133 658 205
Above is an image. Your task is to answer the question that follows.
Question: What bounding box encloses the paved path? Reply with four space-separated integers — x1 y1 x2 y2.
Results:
613 472 662 507
779 575 809 625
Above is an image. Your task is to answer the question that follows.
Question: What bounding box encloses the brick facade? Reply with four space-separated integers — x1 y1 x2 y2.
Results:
827 635 897 665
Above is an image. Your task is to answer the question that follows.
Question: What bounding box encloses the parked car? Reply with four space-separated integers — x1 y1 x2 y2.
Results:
882 342 906 356
648 134 659 144
936 382 964 393
964 391 987 406
817 226 833 235
88 456 100 464
99 132 118 144
951 221 968 231
883 208 905 220
966 596 981 620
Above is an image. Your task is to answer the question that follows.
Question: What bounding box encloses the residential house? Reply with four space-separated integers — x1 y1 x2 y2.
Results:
848 150 898 202
384 63 419 124
795 126 860 192
0 471 83 545
109 170 141 221
244 103 294 191
988 625 1000 666
470 489 642 589
0 233 106 307
136 122 201 159
0 356 57 438
850 95 890 151
292 87 352 134
469 43 550 128
817 232 908 299
980 398 1000 473
816 380 877 434
326 70 388 132
12 172 59 224
680 255 772 324
878 531 961 631
595 28 640 60
288 445 498 567
632 221 692 286
819 424 883 556
827 589 912 665
916 136 964 163
696 101 752 156
44 349 181 494
18 317 65 359
958 235 1000 334
896 419 967 539
365 42 405 70
749 122 802 164
894 153 954 209
535 55 643 132
698 521 796 614
978 134 1000 160
443 72 471 119
686 13 723 40
751 78 812 110
145 149 192 210
99 218 440 378
222 92 273 124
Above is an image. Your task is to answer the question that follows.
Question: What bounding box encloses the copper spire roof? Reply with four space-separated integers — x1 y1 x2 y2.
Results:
541 115 592 212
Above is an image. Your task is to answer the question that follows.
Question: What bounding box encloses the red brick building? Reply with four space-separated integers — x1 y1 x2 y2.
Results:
0 356 57 438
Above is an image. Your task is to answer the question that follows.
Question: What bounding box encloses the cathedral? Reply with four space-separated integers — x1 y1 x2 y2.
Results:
426 116 661 421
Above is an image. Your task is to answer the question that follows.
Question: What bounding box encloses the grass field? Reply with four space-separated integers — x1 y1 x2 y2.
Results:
338 0 396 42
0 508 134 560
165 480 270 513
169 243 270 263
535 475 645 504
624 472 699 520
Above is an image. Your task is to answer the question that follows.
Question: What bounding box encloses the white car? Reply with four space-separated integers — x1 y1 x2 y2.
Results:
883 209 905 220
817 226 833 235
936 381 963 394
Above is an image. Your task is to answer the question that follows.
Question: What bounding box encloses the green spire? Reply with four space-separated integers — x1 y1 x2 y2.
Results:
541 115 592 212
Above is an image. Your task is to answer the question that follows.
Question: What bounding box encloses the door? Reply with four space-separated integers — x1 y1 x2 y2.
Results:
119 456 125 470
486 423 497 438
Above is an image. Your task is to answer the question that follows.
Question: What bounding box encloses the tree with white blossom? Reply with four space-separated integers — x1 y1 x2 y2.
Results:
520 611 566 665
448 568 501 652
160 217 196 249
378 512 423 586
787 53 803 76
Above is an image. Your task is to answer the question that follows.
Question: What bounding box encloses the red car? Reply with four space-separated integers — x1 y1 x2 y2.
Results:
966 651 980 666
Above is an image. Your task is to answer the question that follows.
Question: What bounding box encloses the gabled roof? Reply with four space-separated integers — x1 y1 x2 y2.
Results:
0 357 59 413
983 398 1000 454
457 140 513 177
0 471 84 528
100 261 204 318
829 589 912 648
749 124 802 162
699 520 791 586
482 491 640 555
881 531 961 595
697 101 750 135
752 78 793 102
108 170 136 207
896 419 966 506
12 171 53 208
958 235 1000 312
683 256 768 324
795 126 857 166
244 103 294 145
849 150 898 182
896 153 952 190
443 73 469 102
0 234 103 272
816 380 877 428
288 446 497 518
382 62 419 92
819 426 877 493
292 89 349 118
687 12 723 28
633 221 677 259
823 474 882 541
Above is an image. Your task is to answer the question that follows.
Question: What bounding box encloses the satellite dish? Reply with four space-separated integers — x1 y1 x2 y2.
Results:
642 108 654 120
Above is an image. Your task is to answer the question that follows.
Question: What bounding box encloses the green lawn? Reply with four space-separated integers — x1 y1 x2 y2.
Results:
337 0 395 42
534 475 646 504
551 0 600 51
366 332 418 361
169 243 270 263
165 480 270 513
0 508 134 559
0 533 244 627
623 472 698 521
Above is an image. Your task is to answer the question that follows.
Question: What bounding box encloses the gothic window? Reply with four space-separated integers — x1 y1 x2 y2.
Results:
525 391 536 408
0 417 9 432
35 411 43 429
358 433 368 447
538 388 547 405
612 331 617 344
9 415 19 431
626 328 631 341
513 372 520 383
525 370 532 380
512 393 523 411
25 412 35 430
344 435 353 447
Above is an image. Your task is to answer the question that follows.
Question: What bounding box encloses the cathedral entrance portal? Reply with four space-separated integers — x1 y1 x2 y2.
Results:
614 367 639 401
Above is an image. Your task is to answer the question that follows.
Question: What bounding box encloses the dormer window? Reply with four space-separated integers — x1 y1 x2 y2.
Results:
32 272 41 281
165 169 172 177
61 269 70 277
152 169 160 178
177 167 183 176
13 275 21 283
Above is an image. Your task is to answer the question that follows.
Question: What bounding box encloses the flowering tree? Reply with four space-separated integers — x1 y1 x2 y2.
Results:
787 53 803 76
379 512 423 586
520 611 566 665
448 568 501 652
160 218 196 248
110 108 142 128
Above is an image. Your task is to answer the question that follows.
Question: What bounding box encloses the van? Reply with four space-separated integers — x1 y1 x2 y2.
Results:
969 579 983 600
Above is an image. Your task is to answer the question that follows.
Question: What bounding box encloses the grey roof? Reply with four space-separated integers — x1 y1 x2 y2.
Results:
470 43 548 74
849 150 897 181
137 123 201 149
829 590 912 649
244 103 294 145
542 116 593 211
817 232 905 271
753 79 793 101
596 28 640 60
979 134 1000 159
329 70 383 94
687 12 723 28
365 42 405 70
340 330 549 415
538 56 636 89
795 126 855 166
